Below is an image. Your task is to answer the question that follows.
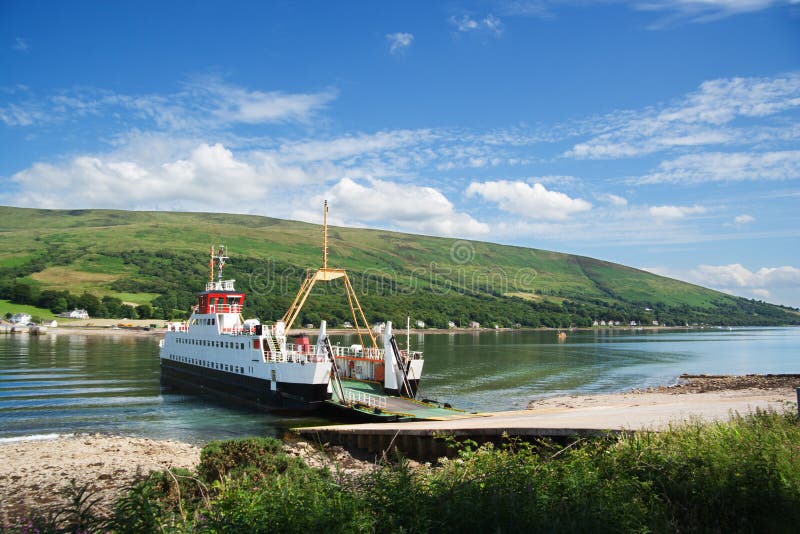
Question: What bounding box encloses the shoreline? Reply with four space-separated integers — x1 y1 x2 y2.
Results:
2 323 771 339
2 374 797 525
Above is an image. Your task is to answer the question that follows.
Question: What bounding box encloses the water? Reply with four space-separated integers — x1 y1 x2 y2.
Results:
1 327 798 442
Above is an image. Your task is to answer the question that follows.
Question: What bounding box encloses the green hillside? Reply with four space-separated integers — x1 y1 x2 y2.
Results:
1 206 797 327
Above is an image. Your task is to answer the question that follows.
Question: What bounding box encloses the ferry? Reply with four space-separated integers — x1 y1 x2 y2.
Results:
159 202 426 414
159 246 332 411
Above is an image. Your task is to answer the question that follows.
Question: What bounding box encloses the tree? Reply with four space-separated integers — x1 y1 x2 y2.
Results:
137 303 153 319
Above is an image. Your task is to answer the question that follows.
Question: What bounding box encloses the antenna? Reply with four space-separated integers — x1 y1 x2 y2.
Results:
209 245 214 282
323 200 328 270
216 245 228 282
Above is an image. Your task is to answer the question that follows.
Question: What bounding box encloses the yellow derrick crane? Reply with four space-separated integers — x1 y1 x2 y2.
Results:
281 201 378 349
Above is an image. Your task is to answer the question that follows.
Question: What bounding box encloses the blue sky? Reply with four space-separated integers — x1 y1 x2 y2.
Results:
1 0 799 306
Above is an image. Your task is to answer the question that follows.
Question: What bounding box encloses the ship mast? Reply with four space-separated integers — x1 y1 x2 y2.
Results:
323 200 328 270
281 201 377 348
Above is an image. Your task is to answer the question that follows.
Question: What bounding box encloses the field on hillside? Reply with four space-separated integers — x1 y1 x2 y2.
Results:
0 207 796 327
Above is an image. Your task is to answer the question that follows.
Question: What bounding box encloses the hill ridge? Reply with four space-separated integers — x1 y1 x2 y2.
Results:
0 206 796 327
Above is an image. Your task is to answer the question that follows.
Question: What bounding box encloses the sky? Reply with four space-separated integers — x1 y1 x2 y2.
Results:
1 0 799 307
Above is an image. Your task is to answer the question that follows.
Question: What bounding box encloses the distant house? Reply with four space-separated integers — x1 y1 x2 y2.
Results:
652 320 659 326
600 320 607 326
447 321 457 329
414 320 426 329
45 320 58 327
593 320 599 327
630 321 637 326
614 321 621 326
468 321 480 329
372 322 386 334
342 321 353 328
58 309 89 319
10 313 31 324
304 323 314 329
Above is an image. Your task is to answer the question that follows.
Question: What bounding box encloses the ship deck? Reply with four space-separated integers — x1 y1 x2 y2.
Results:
328 379 479 422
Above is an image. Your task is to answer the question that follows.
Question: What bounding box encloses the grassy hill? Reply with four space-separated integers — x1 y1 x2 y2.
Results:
1 206 796 327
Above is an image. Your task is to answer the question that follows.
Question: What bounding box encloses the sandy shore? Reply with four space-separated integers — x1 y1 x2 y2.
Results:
0 435 199 526
0 433 372 527
527 374 799 414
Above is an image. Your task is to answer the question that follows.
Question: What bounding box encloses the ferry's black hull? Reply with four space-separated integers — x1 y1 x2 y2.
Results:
160 359 330 413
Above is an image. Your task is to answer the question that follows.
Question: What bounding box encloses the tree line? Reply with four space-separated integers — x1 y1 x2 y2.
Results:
2 248 798 327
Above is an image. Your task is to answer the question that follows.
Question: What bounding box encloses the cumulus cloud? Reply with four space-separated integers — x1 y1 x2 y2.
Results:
386 32 413 54
466 180 592 220
300 177 489 237
648 204 706 220
636 150 800 184
5 141 315 213
734 214 755 225
566 73 800 159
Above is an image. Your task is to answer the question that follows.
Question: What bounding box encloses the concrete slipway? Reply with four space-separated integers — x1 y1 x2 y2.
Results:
296 388 796 459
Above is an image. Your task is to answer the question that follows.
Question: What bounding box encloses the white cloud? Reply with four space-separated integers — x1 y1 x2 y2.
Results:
278 129 435 163
386 32 414 54
498 1 795 28
5 141 317 214
0 79 337 129
648 204 706 220
13 37 30 51
636 150 800 184
466 180 592 220
734 214 755 225
644 263 800 307
299 177 489 237
449 14 504 35
566 73 800 159
597 193 628 206
634 0 795 25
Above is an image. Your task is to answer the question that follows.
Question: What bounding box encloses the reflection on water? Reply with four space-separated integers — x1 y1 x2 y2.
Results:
0 327 797 441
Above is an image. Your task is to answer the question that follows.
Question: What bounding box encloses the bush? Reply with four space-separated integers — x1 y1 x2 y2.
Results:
198 437 292 482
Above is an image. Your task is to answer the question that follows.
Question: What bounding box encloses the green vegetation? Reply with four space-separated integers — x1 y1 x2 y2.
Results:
11 410 800 532
1 206 797 326
0 299 56 320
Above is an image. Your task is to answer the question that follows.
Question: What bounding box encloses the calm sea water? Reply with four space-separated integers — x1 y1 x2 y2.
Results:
1 327 797 442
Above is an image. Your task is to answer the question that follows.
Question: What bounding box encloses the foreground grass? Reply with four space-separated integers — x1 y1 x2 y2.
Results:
15 410 800 533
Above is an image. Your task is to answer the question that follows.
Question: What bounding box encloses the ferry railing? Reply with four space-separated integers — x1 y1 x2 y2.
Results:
207 304 242 314
263 345 327 364
344 389 387 409
399 350 424 360
328 345 386 360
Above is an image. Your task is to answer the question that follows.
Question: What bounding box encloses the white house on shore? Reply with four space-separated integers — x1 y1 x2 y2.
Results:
11 313 32 324
414 320 426 329
58 309 89 319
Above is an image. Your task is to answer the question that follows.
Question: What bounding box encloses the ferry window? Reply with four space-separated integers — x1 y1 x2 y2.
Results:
212 318 215 325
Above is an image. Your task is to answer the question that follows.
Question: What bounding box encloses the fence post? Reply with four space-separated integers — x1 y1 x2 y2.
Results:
796 387 800 419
